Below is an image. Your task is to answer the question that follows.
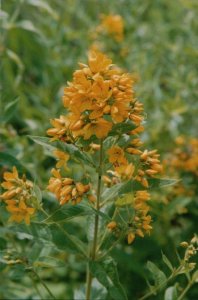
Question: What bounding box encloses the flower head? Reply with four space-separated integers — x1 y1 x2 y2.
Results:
0 167 36 225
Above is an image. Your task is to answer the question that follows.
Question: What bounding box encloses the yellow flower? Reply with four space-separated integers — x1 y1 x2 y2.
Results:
1 167 36 225
108 146 125 164
47 169 90 205
88 50 112 74
47 115 72 142
127 232 135 244
99 14 124 42
53 150 70 168
6 200 35 225
107 221 117 230
81 118 112 140
107 146 134 179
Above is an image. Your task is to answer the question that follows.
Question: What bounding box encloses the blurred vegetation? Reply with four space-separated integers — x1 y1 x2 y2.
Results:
0 0 198 299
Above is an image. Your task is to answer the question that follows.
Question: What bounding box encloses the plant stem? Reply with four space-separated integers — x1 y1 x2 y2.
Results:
85 139 103 300
177 280 193 300
32 269 56 299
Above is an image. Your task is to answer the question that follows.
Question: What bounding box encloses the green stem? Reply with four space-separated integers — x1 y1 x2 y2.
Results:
32 269 56 300
30 273 43 299
177 280 193 300
139 274 175 300
85 139 103 300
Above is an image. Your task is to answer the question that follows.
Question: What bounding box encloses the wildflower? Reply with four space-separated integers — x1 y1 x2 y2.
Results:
6 199 35 225
0 167 36 225
47 115 73 142
108 146 125 164
81 118 112 140
134 149 162 187
169 137 198 176
107 146 134 180
128 232 135 244
47 168 90 205
180 242 189 248
97 14 124 42
53 149 70 168
125 190 152 244
49 50 138 143
107 221 117 230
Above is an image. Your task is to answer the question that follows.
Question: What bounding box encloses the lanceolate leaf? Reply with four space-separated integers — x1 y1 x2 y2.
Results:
164 285 178 300
147 261 167 290
1 98 19 123
0 152 32 178
28 136 56 153
102 178 179 203
29 136 94 166
162 252 174 271
90 257 128 300
44 204 93 223
109 120 136 136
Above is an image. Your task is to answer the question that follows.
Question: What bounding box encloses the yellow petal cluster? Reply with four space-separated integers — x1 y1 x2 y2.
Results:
135 149 163 188
108 146 134 180
0 167 35 225
97 14 124 42
170 137 198 175
53 149 70 169
47 169 91 205
127 190 152 244
47 50 137 141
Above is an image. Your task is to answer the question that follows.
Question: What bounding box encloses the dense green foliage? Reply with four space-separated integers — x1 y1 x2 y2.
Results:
1 0 198 299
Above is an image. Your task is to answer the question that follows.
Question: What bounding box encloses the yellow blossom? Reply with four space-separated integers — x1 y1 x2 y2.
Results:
98 14 124 42
0 167 36 225
53 150 70 168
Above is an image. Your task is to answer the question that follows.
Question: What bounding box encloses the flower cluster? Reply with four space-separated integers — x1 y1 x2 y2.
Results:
135 149 163 188
180 235 198 271
96 14 124 42
47 50 136 141
168 137 198 176
108 146 134 180
163 136 198 203
47 169 92 205
0 167 35 225
106 145 162 188
129 191 152 242
107 190 152 244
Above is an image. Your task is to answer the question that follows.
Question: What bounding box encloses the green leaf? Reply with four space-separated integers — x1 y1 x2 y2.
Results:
33 185 42 203
109 120 136 136
115 194 134 207
192 270 198 282
164 285 178 300
1 98 19 123
27 0 58 20
29 136 94 166
102 178 179 204
28 136 56 155
166 197 192 216
147 261 167 290
15 20 42 36
28 243 44 263
50 224 88 257
0 152 31 178
6 50 24 86
44 204 93 223
33 256 64 268
90 257 128 300
87 215 95 242
162 252 174 271
0 238 7 250
148 178 180 189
